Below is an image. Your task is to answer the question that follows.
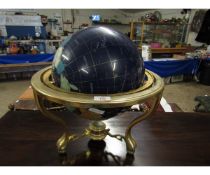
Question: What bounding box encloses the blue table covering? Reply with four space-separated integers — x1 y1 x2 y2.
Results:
0 54 54 64
0 54 200 77
144 58 200 77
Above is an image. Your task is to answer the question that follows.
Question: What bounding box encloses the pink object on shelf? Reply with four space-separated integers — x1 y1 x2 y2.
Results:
150 42 161 48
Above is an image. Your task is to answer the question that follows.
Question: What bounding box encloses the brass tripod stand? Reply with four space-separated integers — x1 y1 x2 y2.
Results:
31 66 164 155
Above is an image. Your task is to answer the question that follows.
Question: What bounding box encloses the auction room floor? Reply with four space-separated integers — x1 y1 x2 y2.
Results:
0 80 210 118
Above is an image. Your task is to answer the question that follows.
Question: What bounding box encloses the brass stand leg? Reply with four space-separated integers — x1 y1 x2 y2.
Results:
34 91 72 154
34 91 108 153
33 91 68 129
125 95 161 154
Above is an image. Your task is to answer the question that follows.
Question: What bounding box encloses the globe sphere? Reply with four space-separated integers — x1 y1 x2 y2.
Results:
52 26 145 94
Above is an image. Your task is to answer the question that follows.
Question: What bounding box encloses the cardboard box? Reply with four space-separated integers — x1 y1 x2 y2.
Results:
171 74 184 83
173 54 186 59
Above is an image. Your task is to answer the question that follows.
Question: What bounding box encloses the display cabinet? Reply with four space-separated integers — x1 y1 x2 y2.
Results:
130 22 188 49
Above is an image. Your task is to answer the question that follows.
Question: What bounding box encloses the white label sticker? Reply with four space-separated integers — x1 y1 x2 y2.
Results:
89 108 105 115
94 96 111 101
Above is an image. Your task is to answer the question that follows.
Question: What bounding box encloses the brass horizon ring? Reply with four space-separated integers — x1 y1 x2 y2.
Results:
31 66 164 109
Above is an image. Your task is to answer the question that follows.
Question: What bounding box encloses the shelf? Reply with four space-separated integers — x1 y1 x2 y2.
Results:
0 62 52 74
136 22 188 25
63 22 72 24
8 39 62 43
138 47 187 54
92 22 130 26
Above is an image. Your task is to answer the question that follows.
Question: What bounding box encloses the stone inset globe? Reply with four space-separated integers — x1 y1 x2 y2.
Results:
52 26 145 94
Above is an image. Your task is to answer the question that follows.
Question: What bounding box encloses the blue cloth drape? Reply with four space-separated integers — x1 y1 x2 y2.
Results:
0 54 54 64
144 59 200 77
0 54 200 77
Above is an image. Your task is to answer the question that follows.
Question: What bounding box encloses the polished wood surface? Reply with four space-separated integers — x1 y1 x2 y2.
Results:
0 111 209 166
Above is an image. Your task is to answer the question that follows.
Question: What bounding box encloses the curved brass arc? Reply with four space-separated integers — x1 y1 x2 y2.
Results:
107 132 125 141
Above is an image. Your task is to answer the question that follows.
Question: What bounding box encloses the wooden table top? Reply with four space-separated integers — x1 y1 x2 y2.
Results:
0 111 209 166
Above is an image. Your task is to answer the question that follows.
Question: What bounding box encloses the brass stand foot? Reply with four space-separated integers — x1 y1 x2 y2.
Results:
56 133 81 154
56 133 69 154
125 136 136 155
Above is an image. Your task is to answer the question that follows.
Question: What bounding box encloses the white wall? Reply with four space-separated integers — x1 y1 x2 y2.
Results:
35 9 131 34
132 9 184 21
36 9 62 18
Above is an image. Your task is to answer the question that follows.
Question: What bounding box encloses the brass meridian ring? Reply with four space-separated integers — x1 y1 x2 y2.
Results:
31 66 164 108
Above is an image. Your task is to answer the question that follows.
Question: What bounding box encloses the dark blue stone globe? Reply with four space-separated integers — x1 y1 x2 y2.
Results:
52 26 145 94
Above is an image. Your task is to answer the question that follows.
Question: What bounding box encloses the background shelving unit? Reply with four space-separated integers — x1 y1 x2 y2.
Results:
130 21 188 56
130 21 188 47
